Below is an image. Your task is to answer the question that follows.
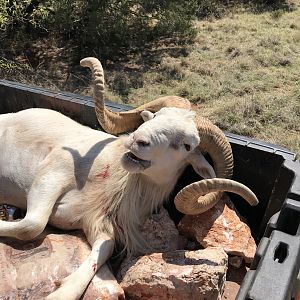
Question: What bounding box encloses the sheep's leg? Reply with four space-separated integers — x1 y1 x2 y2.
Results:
85 262 125 299
46 233 118 300
0 172 67 240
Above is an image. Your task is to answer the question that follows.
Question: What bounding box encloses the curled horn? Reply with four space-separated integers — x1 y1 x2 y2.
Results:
175 178 258 215
81 57 258 215
174 115 258 214
80 57 191 134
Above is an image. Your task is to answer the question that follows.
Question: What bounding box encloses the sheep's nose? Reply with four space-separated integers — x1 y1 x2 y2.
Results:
132 133 150 148
136 139 150 147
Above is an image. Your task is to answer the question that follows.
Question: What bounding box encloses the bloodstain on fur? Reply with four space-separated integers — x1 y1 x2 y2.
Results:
96 165 110 179
92 262 97 272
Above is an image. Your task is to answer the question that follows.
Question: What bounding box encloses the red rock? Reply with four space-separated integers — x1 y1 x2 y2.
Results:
141 207 187 253
222 265 248 300
118 247 228 300
83 263 125 300
0 228 123 300
0 207 186 299
178 195 256 263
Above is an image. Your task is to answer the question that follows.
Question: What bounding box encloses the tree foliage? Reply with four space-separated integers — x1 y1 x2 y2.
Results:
0 0 197 59
0 0 294 60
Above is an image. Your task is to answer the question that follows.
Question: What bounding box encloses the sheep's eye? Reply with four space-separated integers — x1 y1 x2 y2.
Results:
184 144 191 151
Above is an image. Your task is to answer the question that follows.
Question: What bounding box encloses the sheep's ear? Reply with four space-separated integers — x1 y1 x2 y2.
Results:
187 151 216 179
141 110 154 122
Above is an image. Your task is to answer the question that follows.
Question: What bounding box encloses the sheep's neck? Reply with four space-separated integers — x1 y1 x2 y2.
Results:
80 139 179 256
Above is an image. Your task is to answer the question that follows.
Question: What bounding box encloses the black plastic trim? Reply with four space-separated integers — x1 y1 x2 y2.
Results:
237 199 300 300
225 132 297 161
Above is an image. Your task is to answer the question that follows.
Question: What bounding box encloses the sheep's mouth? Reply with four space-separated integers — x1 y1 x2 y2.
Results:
123 151 151 169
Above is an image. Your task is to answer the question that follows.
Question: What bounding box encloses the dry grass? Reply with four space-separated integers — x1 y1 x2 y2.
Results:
104 5 300 157
1 4 299 156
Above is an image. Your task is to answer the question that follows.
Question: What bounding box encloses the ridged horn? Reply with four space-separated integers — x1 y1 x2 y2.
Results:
80 57 191 134
175 178 259 215
175 115 258 214
80 57 258 214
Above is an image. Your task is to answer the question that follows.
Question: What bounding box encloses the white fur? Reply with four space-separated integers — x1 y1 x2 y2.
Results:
0 107 214 299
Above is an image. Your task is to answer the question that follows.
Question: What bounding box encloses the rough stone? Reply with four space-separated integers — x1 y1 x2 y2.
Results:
178 195 256 263
118 247 228 300
222 265 248 300
0 228 123 300
228 256 243 269
141 207 187 253
83 263 125 300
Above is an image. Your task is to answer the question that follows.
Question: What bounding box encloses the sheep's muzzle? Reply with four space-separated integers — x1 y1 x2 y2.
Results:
121 151 151 172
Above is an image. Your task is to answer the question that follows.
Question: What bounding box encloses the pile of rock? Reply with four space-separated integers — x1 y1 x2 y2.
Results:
118 248 228 300
117 195 256 299
0 195 256 300
178 195 256 265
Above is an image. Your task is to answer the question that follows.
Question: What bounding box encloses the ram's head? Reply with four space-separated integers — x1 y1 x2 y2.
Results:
122 108 205 175
81 57 258 215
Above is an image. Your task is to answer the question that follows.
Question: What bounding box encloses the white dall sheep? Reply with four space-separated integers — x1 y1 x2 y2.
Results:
0 57 258 300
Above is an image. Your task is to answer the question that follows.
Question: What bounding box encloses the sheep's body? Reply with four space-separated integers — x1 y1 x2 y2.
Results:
0 107 213 299
0 56 259 300
0 108 116 230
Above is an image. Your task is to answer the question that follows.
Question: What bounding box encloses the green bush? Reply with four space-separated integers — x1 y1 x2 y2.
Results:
54 1 197 58
195 0 227 18
0 0 197 59
0 0 294 60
